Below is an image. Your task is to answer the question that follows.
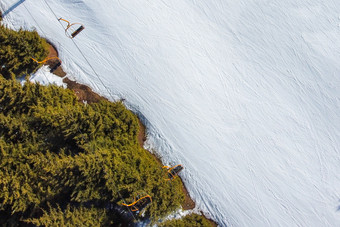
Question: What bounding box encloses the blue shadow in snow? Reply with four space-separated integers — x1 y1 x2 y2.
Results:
2 0 26 17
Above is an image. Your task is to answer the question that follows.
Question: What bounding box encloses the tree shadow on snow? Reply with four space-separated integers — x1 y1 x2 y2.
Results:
3 0 25 17
336 199 340 212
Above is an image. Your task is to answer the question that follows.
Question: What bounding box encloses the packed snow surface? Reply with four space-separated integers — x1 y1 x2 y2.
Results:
29 65 66 88
2 0 340 226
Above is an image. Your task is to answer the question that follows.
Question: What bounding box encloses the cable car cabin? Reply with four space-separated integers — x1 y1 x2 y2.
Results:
58 18 85 39
122 195 152 212
163 164 183 181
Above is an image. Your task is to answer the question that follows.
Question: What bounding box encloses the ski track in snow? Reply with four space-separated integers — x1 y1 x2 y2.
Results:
2 0 340 226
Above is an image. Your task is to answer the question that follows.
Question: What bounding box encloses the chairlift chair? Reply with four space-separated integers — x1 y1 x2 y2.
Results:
122 195 152 212
58 18 85 38
163 164 183 181
31 57 62 73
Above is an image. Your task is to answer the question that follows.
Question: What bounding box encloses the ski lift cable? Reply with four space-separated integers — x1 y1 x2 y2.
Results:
40 0 140 221
42 0 185 185
22 4 46 37
21 3 89 142
2 1 148 221
23 2 97 97
24 1 105 147
42 0 119 104
23 4 63 69
38 0 183 220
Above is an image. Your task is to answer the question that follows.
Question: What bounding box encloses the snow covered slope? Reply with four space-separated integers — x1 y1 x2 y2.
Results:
2 0 340 226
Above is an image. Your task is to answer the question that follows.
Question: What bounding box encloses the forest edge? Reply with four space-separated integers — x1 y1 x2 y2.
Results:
44 42 217 226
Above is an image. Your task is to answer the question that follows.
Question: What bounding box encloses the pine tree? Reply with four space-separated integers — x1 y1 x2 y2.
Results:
25 204 110 227
0 25 48 79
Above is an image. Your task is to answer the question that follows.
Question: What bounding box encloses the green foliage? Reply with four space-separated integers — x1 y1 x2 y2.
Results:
0 24 48 79
0 76 185 225
159 213 213 227
26 204 110 227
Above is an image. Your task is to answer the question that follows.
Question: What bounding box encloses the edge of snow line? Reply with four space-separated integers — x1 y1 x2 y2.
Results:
19 35 218 225
1 6 218 225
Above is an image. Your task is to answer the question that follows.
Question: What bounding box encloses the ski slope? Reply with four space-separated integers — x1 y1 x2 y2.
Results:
2 0 340 226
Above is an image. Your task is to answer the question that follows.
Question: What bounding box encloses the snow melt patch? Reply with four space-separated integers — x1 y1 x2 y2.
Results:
29 65 66 88
161 207 200 222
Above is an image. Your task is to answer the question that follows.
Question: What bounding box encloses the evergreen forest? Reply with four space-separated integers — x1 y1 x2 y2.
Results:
0 16 213 226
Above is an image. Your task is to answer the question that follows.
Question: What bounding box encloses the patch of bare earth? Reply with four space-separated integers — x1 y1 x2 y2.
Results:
45 43 105 104
137 119 147 146
45 44 66 78
63 78 106 103
46 43 217 226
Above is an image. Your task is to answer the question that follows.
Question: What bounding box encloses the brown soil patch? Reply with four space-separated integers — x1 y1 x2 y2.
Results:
44 43 105 104
137 119 147 147
181 184 195 210
47 44 58 58
45 44 66 78
63 78 106 104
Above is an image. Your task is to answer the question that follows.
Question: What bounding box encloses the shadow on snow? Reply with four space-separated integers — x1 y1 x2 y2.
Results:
2 0 25 17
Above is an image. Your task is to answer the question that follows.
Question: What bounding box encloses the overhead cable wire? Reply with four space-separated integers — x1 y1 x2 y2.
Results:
16 1 139 221
22 2 88 144
40 0 140 221
42 0 119 103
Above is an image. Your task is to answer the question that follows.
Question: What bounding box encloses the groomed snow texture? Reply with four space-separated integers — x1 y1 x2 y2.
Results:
2 0 340 226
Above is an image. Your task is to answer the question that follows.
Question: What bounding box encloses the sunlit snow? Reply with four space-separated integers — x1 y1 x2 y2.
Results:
30 65 66 88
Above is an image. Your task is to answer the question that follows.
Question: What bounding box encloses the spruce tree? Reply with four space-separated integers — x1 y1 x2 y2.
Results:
0 25 48 79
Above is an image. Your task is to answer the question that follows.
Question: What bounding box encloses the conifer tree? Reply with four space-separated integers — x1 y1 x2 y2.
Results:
0 25 48 79
26 204 110 227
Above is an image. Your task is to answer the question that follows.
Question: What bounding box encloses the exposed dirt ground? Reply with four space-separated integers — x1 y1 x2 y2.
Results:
45 43 105 103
